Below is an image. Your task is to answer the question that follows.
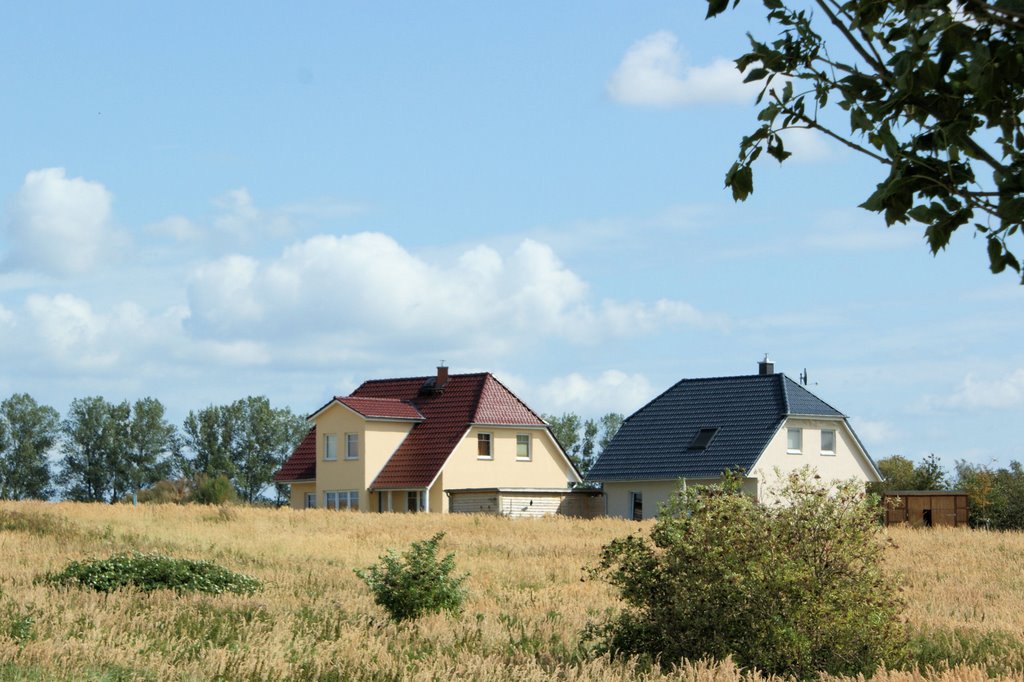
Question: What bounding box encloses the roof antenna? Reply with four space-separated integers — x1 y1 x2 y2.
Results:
800 368 808 386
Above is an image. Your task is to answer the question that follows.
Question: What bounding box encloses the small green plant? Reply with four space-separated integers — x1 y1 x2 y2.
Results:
355 532 467 622
41 552 261 595
1 600 36 645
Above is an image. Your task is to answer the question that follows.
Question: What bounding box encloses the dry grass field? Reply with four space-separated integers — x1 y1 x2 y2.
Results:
1 501 1023 681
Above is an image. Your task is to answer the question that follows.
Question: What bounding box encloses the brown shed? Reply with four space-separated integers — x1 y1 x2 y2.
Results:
882 491 969 527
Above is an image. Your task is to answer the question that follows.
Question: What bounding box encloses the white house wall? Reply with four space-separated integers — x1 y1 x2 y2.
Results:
603 478 758 520
750 417 879 505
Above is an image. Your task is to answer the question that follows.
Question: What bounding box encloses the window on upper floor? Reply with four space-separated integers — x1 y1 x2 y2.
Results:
787 428 803 454
477 432 492 459
821 429 836 455
324 434 337 461
516 434 531 460
345 433 359 460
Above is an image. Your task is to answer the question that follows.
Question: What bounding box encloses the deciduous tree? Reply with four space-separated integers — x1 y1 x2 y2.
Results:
707 0 1024 280
0 393 60 500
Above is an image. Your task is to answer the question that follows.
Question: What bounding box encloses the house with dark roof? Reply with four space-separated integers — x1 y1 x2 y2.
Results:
586 358 882 520
274 367 590 516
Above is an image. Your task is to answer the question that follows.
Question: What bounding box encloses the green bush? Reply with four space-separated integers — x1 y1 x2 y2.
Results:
355 532 467 622
586 469 906 680
41 552 261 595
188 474 237 505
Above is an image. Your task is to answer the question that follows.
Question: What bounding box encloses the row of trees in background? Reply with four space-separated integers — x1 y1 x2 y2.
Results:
542 412 624 480
0 393 307 504
874 454 1024 530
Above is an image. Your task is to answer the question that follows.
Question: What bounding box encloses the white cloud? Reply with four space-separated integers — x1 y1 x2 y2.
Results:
778 127 833 163
0 304 13 326
4 168 123 276
946 369 1024 409
185 233 716 353
607 31 753 107
145 215 202 241
852 418 899 446
23 293 187 370
536 370 656 416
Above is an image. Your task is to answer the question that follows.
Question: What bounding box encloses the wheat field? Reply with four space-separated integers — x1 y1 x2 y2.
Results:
1 501 1023 681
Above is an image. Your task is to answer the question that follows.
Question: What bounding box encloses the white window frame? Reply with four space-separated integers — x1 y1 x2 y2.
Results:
820 429 836 456
345 432 359 460
477 432 493 460
324 433 338 461
516 434 531 461
304 492 316 509
324 490 359 510
787 428 803 454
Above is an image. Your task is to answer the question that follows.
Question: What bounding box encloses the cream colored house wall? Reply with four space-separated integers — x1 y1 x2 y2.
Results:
364 421 416 487
441 426 578 492
750 417 880 505
289 482 316 510
312 403 414 512
603 478 758 520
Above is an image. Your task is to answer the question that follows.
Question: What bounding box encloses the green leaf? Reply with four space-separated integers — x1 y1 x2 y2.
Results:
725 164 754 201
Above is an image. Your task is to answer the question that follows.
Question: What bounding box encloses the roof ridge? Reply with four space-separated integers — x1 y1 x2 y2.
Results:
474 373 546 424
778 374 791 415
358 371 489 386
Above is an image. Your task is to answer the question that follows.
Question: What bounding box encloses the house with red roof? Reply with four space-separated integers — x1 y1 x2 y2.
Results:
274 367 594 516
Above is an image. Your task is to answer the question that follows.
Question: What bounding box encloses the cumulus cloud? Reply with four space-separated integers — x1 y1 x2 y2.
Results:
536 370 657 416
185 233 716 352
4 168 123 276
607 31 753 107
852 418 898 446
23 293 188 370
946 369 1024 409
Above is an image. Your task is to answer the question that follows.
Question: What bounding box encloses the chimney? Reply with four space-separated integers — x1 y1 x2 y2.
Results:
436 365 449 387
758 354 774 376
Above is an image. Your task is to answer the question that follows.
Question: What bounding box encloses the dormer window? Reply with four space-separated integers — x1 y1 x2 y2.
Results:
688 427 719 450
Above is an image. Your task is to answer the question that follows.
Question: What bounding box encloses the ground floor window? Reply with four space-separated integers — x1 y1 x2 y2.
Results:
304 492 316 509
407 490 426 513
631 492 643 521
324 490 359 510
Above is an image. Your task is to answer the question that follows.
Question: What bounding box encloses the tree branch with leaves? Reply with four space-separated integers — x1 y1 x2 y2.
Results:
708 0 1024 280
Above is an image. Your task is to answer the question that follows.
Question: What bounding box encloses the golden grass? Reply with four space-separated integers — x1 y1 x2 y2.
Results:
0 502 1022 681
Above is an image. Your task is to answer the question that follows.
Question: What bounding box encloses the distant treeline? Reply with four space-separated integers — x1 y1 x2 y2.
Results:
871 453 1024 530
0 393 307 504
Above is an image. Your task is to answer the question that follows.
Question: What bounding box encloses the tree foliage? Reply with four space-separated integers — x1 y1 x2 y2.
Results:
181 397 307 502
955 459 1024 529
0 394 60 500
59 397 175 503
543 411 624 478
587 470 906 679
707 0 1024 280
871 453 949 494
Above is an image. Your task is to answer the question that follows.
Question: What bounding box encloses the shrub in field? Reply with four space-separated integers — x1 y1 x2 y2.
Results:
187 474 237 505
355 532 467 622
586 469 906 680
41 552 261 595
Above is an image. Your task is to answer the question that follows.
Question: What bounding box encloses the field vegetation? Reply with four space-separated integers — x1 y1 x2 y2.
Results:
1 501 1023 681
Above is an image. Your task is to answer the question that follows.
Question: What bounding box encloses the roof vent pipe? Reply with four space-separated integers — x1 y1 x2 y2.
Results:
758 354 774 376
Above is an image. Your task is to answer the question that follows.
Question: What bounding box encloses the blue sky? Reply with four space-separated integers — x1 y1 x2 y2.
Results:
2 2 1022 473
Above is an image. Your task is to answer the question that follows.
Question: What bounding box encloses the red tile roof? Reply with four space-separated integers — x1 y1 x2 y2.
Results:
273 426 316 482
273 372 548 489
335 396 424 420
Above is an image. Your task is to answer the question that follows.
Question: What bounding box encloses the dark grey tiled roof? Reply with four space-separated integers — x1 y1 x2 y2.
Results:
587 373 845 482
